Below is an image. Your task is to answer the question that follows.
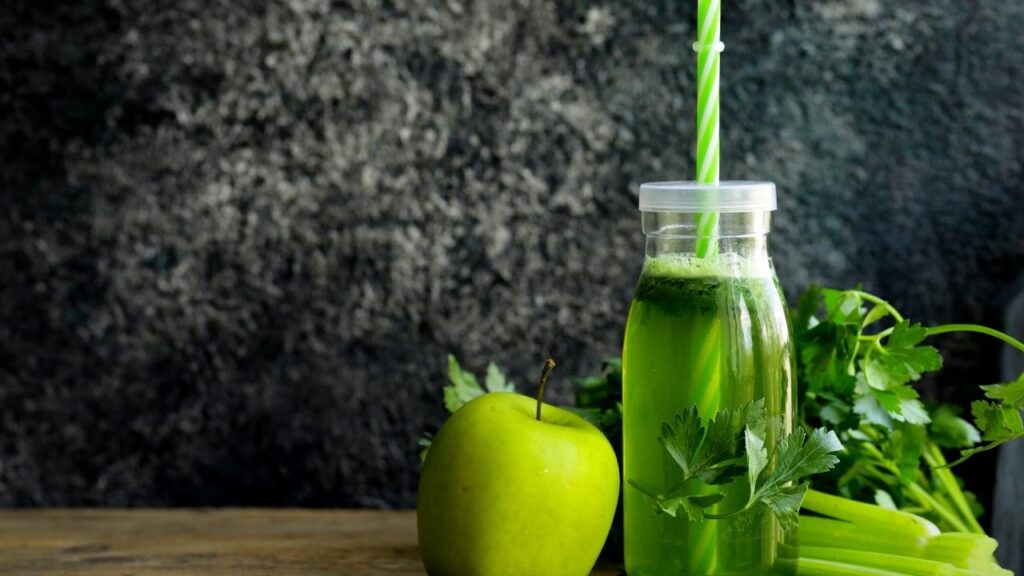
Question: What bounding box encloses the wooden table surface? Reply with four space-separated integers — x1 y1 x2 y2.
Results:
0 509 622 575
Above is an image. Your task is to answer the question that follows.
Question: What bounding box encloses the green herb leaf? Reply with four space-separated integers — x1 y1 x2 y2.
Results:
854 373 929 425
627 479 724 521
760 482 809 530
890 386 930 425
852 397 893 428
928 405 981 449
669 493 726 521
745 425 768 494
484 362 514 393
864 321 942 390
793 284 823 333
659 406 704 479
949 400 1024 466
798 322 859 395
862 303 890 327
700 400 765 484
972 400 1024 441
658 401 764 486
747 427 844 518
874 489 898 510
443 355 487 412
980 374 1024 410
822 289 863 324
816 394 852 426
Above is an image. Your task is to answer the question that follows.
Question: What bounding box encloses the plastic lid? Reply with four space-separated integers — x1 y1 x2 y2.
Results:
639 181 777 213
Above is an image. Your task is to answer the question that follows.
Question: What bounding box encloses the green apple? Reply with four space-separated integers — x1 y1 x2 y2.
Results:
417 360 620 576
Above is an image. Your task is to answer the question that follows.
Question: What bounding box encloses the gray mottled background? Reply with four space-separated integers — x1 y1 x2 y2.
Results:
1 0 1023 519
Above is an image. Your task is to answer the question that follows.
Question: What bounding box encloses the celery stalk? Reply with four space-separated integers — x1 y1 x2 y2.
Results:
800 546 956 576
922 442 985 535
797 558 913 576
803 489 940 537
798 516 927 557
923 533 998 569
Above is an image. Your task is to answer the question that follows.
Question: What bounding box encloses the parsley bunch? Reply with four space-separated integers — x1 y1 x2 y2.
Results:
794 286 1024 534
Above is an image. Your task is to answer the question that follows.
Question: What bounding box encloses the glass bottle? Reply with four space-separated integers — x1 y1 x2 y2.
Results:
623 182 796 576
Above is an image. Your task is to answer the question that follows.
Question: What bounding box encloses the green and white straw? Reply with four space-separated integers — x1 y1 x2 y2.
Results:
695 0 723 258
692 0 725 572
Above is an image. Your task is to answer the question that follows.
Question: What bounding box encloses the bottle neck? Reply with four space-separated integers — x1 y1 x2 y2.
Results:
642 211 773 264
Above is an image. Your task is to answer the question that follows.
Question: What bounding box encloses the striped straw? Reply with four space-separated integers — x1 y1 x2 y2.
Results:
691 0 725 572
695 0 723 258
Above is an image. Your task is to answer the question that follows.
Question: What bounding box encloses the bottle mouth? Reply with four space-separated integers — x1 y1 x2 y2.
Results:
639 181 776 213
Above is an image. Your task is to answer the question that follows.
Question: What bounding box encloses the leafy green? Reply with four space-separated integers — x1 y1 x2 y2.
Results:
628 401 764 521
627 480 725 520
980 374 1024 408
572 358 623 447
942 374 1024 464
928 405 981 449
863 321 942 390
743 427 843 529
442 355 513 412
485 362 514 392
660 401 764 486
793 286 1024 534
632 401 841 527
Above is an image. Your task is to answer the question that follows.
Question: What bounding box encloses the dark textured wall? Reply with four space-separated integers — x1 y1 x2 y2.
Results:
1 0 1023 509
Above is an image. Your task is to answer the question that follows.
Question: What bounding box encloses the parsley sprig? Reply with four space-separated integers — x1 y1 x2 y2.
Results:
795 285 1024 533
628 400 843 529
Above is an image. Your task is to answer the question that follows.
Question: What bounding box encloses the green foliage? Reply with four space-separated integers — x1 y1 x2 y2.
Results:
745 427 843 529
630 401 842 528
569 358 623 445
795 286 1024 534
443 355 514 413
660 401 762 485
928 405 980 449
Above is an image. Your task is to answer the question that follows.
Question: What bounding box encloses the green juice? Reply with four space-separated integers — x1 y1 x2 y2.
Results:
623 254 796 576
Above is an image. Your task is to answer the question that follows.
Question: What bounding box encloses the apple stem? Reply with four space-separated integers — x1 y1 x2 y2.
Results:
535 358 556 421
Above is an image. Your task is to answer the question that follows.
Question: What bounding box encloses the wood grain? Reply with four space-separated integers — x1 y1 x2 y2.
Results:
0 509 622 575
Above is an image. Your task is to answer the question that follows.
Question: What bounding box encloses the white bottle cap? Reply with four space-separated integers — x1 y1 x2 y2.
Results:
639 181 777 213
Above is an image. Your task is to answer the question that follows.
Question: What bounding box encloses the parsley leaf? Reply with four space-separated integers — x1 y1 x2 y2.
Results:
631 401 765 520
442 355 513 413
633 401 841 528
628 479 725 521
745 427 844 529
980 374 1024 409
659 400 764 486
944 373 1024 465
972 399 1024 442
928 405 981 449
797 321 858 396
947 399 1024 466
760 483 810 530
484 362 515 393
864 321 942 390
658 406 704 479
